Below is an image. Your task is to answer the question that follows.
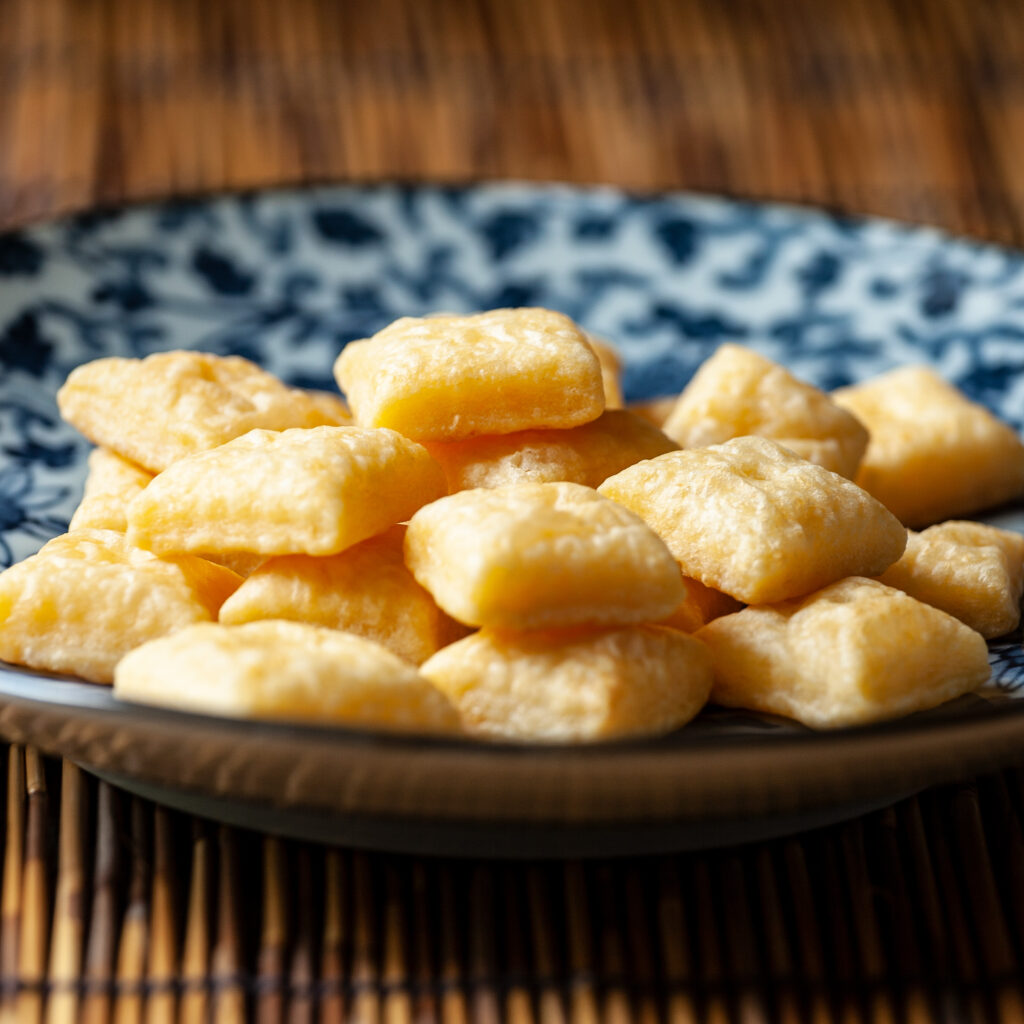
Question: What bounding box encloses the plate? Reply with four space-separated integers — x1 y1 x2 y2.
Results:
1 182 1024 858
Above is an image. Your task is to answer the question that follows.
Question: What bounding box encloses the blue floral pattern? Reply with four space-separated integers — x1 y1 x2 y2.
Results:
1 182 1023 705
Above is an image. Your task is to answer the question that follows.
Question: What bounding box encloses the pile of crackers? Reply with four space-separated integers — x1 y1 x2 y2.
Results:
1 308 1022 741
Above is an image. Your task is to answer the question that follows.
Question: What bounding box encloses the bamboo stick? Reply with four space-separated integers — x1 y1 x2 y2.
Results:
44 763 86 1024
285 846 314 1024
113 800 150 1024
349 853 380 1024
81 783 120 1024
256 837 285 1024
16 749 49 1024
1 748 26 1018
437 865 467 1024
210 827 246 1024
381 863 410 1024
177 823 210 1024
144 808 177 1024
319 850 347 1024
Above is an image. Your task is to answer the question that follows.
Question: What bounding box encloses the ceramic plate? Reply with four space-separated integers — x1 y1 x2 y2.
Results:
1 183 1023 857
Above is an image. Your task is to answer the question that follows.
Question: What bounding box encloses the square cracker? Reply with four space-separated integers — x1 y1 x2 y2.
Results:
128 426 446 558
0 529 241 683
833 366 1024 526
697 577 990 728
663 344 869 478
334 308 604 441
599 437 906 604
404 481 685 629
115 620 459 732
218 525 468 664
422 409 677 492
58 351 352 472
421 625 712 742
877 521 1024 638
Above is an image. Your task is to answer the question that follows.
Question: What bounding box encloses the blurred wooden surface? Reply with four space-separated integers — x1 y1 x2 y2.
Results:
2 0 1024 243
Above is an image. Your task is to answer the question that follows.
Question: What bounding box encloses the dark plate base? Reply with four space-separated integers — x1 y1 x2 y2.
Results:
87 767 917 859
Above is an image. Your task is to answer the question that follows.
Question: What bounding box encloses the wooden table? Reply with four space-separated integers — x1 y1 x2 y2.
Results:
3 0 1024 246
2 1 1024 1019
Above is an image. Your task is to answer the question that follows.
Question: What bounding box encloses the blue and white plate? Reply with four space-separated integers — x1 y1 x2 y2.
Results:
0 183 1023 857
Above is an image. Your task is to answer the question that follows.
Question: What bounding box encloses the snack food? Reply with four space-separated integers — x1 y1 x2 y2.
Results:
586 335 625 408
1 307 1015 740
662 344 869 478
218 525 468 664
405 482 686 629
127 426 447 558
833 366 1024 526
0 530 241 683
421 625 712 741
599 437 907 604
697 577 990 729
115 620 460 732
660 577 744 633
334 308 605 441
628 395 679 428
58 351 352 472
422 409 678 492
877 521 1024 638
68 448 154 533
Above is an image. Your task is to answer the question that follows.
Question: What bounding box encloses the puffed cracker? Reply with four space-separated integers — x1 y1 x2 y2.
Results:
127 426 447 557
662 344 869 479
877 520 1024 638
833 366 1024 526
422 410 678 492
404 481 686 629
218 525 468 664
114 620 460 732
599 437 906 604
0 529 241 683
58 351 353 472
660 576 744 633
334 308 604 441
421 625 712 741
628 394 680 429
697 577 990 729
69 448 154 533
586 335 624 408
303 390 352 425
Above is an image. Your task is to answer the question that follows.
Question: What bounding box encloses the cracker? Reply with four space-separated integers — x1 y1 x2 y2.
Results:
334 308 604 441
834 366 1024 525
422 409 678 492
586 335 624 408
68 448 154 533
421 625 712 741
115 620 459 732
599 437 906 603
0 529 241 683
697 577 990 729
127 426 446 558
218 525 468 664
877 521 1024 638
663 344 869 478
404 481 686 629
58 351 354 472
660 576 744 633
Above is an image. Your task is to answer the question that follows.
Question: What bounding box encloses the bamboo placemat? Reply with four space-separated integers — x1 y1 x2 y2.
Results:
0 744 1022 1022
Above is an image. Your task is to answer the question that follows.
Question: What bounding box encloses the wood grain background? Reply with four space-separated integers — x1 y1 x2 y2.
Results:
2 0 1024 244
